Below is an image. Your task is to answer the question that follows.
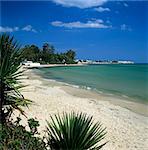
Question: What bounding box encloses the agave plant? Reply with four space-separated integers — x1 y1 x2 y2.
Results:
0 34 32 123
46 112 107 150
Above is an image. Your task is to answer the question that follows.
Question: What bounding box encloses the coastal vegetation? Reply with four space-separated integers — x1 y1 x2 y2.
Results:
46 112 107 150
0 34 107 149
21 43 76 64
0 34 32 123
0 117 46 149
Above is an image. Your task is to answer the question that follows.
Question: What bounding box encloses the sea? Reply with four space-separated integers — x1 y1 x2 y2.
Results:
35 64 148 103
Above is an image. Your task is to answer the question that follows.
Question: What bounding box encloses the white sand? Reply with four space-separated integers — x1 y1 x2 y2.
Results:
12 70 148 150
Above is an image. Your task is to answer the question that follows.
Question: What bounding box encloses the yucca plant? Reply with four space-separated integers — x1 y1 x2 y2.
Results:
46 112 107 150
0 34 32 123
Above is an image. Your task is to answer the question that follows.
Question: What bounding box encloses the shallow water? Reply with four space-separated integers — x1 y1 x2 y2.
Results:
36 64 148 103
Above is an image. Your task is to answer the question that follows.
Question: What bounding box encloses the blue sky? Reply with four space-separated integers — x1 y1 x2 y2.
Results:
1 0 148 63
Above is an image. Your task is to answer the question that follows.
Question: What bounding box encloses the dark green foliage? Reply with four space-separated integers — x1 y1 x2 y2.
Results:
21 45 40 62
0 113 107 150
46 112 107 150
0 117 47 150
65 49 76 64
28 118 40 134
40 43 54 63
21 42 77 64
0 34 32 123
43 43 55 55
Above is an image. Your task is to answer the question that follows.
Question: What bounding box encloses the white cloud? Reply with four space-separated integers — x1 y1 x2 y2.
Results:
0 26 19 32
51 0 107 8
51 20 111 29
121 24 132 31
22 25 37 33
123 3 128 7
0 25 37 33
94 7 110 12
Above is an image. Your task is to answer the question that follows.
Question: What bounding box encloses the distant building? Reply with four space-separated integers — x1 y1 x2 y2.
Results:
75 59 134 65
118 61 134 64
21 61 40 67
111 60 118 64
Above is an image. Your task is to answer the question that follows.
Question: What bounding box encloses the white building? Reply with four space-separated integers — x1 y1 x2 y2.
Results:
22 61 41 67
118 61 134 64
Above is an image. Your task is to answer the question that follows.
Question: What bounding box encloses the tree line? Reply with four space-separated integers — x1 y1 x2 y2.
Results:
21 43 77 64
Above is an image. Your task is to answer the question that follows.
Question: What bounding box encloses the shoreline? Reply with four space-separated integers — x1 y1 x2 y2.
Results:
22 63 85 69
31 68 148 116
12 69 148 150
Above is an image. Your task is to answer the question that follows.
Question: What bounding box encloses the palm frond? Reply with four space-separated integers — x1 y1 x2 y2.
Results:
46 112 107 150
0 34 32 122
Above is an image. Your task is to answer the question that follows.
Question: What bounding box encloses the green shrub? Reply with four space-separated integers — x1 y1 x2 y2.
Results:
28 118 40 134
46 112 107 150
0 113 107 150
0 117 47 150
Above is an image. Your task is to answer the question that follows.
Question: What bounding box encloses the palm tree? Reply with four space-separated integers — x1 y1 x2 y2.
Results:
0 34 31 124
46 112 107 150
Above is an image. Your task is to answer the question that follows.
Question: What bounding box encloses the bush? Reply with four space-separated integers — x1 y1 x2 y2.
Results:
0 113 107 150
0 117 47 150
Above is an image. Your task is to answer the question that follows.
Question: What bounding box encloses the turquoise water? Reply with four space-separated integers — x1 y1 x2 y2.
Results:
37 64 148 103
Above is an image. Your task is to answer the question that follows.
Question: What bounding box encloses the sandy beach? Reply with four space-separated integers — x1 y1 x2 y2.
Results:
23 63 85 69
12 69 148 150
